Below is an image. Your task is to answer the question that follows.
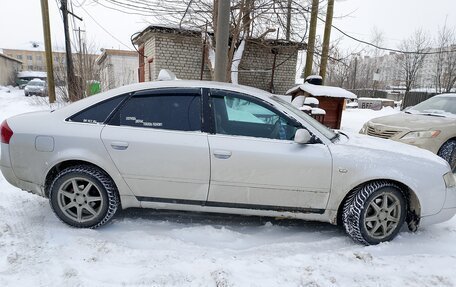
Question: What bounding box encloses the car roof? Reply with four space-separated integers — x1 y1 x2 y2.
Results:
53 80 275 117
435 93 456 98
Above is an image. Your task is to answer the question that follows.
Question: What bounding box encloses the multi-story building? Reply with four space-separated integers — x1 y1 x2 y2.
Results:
2 48 66 72
353 46 456 91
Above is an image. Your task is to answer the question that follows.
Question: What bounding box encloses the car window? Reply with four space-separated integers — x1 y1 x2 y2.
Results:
68 95 126 124
118 94 201 132
212 91 297 140
410 96 456 115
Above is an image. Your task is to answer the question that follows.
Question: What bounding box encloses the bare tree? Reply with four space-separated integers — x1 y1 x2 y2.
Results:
54 42 100 102
435 23 456 93
397 29 430 92
95 0 309 82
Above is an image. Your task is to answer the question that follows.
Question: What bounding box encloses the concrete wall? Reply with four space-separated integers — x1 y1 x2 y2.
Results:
99 54 138 91
110 54 138 88
0 55 22 86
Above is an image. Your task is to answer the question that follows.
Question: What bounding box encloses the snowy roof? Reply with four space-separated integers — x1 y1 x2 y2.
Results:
286 82 357 99
96 49 137 64
132 24 202 44
17 71 47 78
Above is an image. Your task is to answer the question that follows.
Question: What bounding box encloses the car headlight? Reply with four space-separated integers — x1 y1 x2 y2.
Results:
359 123 368 134
401 130 440 140
444 172 456 188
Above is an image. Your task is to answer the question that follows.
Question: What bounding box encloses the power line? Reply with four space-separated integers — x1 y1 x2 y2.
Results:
78 4 133 50
316 15 456 55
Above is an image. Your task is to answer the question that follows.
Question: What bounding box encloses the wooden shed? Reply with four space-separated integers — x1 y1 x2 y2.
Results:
287 82 357 129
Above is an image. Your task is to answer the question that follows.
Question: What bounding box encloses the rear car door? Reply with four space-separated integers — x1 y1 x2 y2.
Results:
206 89 332 211
101 88 210 202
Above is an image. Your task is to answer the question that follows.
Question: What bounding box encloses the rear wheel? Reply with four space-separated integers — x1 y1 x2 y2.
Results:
438 140 456 173
342 181 406 245
49 165 119 228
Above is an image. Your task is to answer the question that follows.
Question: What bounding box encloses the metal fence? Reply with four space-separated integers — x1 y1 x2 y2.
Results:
401 92 437 109
349 89 389 99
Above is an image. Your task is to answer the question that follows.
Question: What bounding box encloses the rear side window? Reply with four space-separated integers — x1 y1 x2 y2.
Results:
69 95 126 124
117 94 201 131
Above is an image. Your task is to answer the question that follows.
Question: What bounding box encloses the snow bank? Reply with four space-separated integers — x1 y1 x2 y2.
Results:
340 106 400 133
286 82 357 99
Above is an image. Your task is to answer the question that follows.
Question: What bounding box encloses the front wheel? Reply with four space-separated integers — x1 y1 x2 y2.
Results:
438 140 456 173
342 181 406 245
49 165 119 228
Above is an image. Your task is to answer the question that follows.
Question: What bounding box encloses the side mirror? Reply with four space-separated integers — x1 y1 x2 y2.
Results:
294 129 311 144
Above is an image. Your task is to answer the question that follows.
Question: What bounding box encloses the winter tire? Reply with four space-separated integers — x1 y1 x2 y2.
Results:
342 181 406 245
438 140 456 173
49 165 119 228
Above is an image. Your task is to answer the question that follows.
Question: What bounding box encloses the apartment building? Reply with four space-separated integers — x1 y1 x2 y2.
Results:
2 48 66 72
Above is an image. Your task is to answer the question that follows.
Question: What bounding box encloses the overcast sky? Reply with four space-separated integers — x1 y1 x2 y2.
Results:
1 0 455 53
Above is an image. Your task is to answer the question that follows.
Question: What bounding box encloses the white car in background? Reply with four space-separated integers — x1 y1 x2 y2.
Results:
24 78 47 97
1 81 455 245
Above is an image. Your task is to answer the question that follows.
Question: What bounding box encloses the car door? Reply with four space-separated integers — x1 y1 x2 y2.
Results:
101 88 210 202
206 89 332 212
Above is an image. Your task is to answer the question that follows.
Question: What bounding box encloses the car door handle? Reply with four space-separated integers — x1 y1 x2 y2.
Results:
111 141 129 150
213 150 232 159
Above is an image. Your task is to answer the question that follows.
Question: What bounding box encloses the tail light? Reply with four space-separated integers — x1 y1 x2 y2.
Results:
1 120 13 144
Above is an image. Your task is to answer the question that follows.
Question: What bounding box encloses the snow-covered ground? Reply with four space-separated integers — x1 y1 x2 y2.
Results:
1 87 456 287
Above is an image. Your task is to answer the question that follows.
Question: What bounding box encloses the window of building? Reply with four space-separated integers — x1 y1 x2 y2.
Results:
27 55 33 61
16 55 23 60
116 93 201 131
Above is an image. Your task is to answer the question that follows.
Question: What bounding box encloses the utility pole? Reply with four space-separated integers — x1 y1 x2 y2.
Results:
40 0 56 103
61 0 78 101
352 56 358 89
214 0 230 82
303 0 319 79
319 0 335 84
285 0 292 41
74 27 86 96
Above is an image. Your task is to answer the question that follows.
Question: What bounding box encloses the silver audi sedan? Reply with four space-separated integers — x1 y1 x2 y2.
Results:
1 81 455 245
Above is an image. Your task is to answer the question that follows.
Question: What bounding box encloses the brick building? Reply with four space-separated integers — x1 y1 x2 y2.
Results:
132 25 305 94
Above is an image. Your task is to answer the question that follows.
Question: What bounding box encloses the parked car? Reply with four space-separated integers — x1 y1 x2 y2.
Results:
360 94 456 172
24 79 47 97
1 81 455 245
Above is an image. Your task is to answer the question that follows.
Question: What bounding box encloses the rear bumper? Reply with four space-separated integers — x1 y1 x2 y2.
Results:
1 143 45 198
420 186 456 226
1 164 45 197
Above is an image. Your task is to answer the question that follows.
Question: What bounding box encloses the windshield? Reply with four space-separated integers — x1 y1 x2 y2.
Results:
271 96 337 140
409 95 456 116
28 81 44 86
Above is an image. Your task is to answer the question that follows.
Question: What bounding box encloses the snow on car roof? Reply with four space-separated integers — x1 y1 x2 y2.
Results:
435 93 456 98
286 82 357 99
17 71 47 78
